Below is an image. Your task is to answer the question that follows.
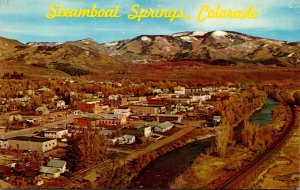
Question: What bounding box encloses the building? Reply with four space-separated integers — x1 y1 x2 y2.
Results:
129 105 166 115
118 135 135 145
121 96 147 105
47 159 67 173
97 113 127 125
39 167 61 178
44 128 68 139
35 105 50 115
213 116 221 124
154 121 175 133
8 136 57 152
113 107 131 117
137 126 152 137
174 86 186 95
77 100 109 114
73 117 99 128
157 114 183 123
74 114 127 128
56 100 66 110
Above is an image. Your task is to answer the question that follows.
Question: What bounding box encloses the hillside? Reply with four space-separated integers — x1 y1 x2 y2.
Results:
0 31 299 79
100 31 300 66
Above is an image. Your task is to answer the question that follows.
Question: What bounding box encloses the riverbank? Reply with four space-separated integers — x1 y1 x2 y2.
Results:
250 108 299 189
170 102 291 189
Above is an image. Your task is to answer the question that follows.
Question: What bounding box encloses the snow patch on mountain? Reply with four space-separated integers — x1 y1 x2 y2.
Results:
141 36 152 42
191 31 207 37
212 31 228 37
104 41 119 47
172 32 191 37
27 42 62 47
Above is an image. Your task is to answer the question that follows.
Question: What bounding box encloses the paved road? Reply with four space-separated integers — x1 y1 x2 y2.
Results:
0 115 74 139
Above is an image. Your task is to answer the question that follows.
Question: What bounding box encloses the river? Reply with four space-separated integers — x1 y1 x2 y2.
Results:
129 137 215 189
249 97 279 126
129 97 278 189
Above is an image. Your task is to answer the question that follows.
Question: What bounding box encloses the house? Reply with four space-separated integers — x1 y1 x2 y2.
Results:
154 121 175 133
56 100 66 110
35 105 50 115
39 167 61 178
47 159 67 173
174 86 186 95
113 107 131 117
44 128 68 139
8 136 57 152
8 115 22 122
40 159 67 178
118 135 135 145
26 117 42 125
213 116 221 124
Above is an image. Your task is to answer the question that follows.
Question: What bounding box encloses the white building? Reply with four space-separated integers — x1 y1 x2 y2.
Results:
114 107 131 117
139 126 152 137
174 86 186 95
40 159 67 178
8 136 57 152
56 100 66 109
44 128 68 139
154 121 175 133
118 135 135 145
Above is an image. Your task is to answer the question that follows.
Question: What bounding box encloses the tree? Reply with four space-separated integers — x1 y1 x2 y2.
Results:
78 131 108 167
64 136 83 172
65 132 108 172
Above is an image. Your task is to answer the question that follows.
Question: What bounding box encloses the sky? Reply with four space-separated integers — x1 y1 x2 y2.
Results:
0 0 299 43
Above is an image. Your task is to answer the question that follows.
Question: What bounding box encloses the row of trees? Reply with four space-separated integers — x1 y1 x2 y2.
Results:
242 104 291 151
214 87 267 157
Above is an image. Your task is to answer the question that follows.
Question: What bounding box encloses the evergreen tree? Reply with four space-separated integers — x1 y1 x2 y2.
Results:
65 136 83 172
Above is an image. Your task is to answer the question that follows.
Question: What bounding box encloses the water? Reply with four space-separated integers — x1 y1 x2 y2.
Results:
250 97 279 126
129 137 215 189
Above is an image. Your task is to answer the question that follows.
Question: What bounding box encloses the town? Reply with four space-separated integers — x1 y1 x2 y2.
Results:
0 76 243 188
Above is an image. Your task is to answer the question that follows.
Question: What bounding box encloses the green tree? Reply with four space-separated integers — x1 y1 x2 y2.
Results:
65 136 83 172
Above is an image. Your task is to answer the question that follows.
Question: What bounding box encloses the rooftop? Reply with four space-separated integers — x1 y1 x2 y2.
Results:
47 159 66 168
9 136 55 142
44 128 67 132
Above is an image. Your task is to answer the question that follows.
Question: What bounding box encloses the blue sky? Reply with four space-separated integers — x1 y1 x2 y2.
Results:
0 0 299 43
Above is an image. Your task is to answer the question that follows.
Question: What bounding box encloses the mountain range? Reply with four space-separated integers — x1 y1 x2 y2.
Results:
0 30 299 77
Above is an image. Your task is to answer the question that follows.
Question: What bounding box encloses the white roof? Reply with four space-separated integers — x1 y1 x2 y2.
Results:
40 166 61 174
47 160 66 168
123 135 135 140
157 121 174 129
